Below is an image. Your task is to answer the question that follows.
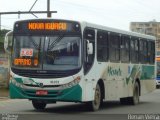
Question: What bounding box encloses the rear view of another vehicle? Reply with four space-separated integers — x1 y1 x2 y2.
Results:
156 71 160 88
156 57 160 88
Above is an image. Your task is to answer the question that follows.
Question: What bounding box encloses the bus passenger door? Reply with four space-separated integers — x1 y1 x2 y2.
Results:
83 28 95 101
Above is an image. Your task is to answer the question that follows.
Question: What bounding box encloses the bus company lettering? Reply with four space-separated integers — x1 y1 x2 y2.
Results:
28 22 67 30
107 66 122 76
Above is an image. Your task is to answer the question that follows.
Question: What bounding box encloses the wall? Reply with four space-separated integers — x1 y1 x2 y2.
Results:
0 52 9 88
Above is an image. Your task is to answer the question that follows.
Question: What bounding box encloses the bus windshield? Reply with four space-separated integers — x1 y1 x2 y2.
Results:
12 35 81 71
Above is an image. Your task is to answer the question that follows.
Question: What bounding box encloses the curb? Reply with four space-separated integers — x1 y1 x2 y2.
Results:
0 96 9 99
0 97 9 101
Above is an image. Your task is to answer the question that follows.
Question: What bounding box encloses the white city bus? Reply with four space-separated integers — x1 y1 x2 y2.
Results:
4 19 156 111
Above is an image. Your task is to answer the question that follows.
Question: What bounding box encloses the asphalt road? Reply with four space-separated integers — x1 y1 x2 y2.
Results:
0 89 160 120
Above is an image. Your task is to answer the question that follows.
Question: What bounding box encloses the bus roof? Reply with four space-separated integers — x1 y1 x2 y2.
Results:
83 21 156 41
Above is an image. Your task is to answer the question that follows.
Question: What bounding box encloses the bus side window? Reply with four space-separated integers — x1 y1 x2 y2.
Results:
152 42 155 64
83 28 95 74
121 35 130 63
143 40 148 63
149 41 155 64
109 32 120 62
148 41 152 64
97 30 108 62
139 39 148 63
135 39 139 63
130 38 139 63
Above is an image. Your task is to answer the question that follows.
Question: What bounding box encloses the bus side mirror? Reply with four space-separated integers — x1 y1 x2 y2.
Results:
87 40 93 55
4 31 13 54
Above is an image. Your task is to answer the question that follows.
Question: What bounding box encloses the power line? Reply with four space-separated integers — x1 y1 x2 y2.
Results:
29 0 38 11
0 11 57 15
0 0 57 30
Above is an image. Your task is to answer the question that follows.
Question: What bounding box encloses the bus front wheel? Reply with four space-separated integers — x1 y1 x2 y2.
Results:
32 100 47 110
87 83 101 111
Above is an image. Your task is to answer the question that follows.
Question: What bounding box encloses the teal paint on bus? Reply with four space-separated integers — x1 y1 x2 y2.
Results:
9 83 82 102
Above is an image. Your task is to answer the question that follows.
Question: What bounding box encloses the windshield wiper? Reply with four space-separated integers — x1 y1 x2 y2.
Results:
28 36 42 50
47 35 64 50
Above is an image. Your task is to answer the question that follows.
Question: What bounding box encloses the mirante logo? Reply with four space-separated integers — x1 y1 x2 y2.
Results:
108 66 122 76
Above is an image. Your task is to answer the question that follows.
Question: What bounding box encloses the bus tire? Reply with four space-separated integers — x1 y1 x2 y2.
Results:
87 83 101 111
129 81 140 105
32 100 46 110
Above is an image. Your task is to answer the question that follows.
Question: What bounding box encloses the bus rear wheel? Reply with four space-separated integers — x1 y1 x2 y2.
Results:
87 83 101 111
129 81 140 105
32 100 47 110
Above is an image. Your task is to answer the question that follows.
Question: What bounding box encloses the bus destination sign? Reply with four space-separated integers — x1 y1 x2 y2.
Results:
28 22 67 30
14 20 81 34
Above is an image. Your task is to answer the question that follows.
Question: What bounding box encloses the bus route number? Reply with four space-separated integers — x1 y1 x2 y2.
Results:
20 48 33 57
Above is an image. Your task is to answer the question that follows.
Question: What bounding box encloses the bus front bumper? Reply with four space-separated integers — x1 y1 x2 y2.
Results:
9 83 82 102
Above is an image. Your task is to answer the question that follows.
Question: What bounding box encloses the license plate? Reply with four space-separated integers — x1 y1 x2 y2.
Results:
36 90 48 95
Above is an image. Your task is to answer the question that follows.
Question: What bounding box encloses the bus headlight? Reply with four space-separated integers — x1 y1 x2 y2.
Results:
62 76 81 88
22 78 35 85
10 77 23 88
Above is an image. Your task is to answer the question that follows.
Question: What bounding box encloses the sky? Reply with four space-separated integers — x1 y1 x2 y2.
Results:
0 0 160 31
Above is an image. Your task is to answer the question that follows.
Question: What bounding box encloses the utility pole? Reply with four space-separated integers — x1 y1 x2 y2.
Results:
0 14 1 31
47 0 51 17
